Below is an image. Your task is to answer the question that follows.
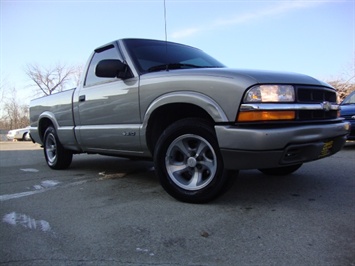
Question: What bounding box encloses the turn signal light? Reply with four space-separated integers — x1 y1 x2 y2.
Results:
237 111 296 122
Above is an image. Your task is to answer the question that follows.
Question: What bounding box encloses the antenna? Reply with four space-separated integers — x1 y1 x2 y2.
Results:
164 0 169 71
164 0 168 42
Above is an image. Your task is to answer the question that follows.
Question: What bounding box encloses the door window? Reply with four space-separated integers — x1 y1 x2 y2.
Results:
84 44 123 87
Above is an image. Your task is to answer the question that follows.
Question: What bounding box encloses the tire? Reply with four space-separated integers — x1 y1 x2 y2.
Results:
258 163 303 176
23 132 31 141
154 118 236 203
43 126 73 170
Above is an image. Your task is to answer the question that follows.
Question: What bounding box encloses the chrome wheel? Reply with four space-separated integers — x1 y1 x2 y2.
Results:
165 134 217 191
154 118 235 203
45 132 57 165
43 126 72 169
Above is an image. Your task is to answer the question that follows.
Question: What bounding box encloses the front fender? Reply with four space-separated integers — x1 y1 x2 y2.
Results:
142 91 228 130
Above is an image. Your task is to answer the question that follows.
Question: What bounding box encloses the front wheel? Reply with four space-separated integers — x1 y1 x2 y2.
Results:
43 126 73 170
154 118 236 203
258 164 303 176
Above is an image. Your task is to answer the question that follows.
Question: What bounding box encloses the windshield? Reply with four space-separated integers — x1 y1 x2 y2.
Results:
123 39 225 74
341 91 355 105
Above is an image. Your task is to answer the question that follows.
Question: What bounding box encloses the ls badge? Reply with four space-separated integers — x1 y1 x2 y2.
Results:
122 131 136 136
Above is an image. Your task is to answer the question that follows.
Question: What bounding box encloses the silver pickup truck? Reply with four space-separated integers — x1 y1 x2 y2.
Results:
30 38 350 203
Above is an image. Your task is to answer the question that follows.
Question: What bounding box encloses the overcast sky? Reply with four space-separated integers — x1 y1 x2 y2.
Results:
1 0 354 104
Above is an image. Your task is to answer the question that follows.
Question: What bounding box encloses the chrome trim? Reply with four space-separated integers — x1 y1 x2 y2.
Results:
240 103 339 111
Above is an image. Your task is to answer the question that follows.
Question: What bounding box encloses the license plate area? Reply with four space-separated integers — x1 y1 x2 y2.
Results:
281 139 337 164
318 140 334 158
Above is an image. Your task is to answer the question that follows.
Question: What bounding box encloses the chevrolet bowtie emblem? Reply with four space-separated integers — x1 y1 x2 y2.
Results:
321 101 332 111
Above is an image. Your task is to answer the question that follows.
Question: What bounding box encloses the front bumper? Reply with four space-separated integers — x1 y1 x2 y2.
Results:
6 135 14 141
215 122 350 170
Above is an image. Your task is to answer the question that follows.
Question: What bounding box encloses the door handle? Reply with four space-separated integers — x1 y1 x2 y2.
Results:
79 95 86 102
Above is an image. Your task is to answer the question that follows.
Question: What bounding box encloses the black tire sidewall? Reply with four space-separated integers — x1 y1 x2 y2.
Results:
154 118 228 203
43 126 72 170
44 127 57 167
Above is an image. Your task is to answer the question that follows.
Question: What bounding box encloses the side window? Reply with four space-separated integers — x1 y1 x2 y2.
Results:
84 45 123 87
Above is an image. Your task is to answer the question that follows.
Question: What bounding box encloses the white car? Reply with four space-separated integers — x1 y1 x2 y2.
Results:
6 127 31 141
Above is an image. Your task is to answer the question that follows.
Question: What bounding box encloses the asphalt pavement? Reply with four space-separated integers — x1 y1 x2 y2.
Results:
0 141 354 265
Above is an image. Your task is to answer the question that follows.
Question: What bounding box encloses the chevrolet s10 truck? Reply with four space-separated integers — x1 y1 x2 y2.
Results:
30 38 350 203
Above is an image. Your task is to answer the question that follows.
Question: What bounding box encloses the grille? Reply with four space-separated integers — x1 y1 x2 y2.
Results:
297 110 338 120
295 86 338 120
296 86 337 103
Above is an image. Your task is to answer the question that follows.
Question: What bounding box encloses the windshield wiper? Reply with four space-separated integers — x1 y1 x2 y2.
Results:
148 63 217 72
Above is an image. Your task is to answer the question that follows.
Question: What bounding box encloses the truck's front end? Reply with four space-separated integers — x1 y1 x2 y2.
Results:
216 79 350 170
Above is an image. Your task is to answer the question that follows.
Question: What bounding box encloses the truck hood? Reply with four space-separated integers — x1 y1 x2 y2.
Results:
143 68 331 88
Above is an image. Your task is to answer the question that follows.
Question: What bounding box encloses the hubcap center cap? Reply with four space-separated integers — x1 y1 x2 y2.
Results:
187 157 197 167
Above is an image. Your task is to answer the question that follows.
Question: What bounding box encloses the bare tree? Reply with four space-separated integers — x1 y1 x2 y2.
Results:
0 77 10 106
1 63 83 130
326 60 355 102
328 79 355 102
3 99 28 129
72 65 84 87
0 87 29 130
25 63 75 96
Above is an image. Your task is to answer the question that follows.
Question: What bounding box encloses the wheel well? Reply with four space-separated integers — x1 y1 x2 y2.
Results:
146 103 214 154
38 118 54 142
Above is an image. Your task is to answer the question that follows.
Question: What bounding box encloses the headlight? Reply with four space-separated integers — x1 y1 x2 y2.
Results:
244 85 295 103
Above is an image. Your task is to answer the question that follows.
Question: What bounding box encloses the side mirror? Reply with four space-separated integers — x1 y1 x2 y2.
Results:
95 59 131 79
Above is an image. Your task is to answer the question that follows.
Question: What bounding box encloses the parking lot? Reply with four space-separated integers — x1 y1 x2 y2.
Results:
0 141 354 265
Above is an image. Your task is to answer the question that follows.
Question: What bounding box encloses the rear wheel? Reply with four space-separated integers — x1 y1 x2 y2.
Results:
43 126 73 169
154 118 236 203
258 164 303 176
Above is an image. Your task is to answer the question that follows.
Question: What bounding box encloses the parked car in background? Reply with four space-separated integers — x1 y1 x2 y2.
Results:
6 127 31 141
340 91 355 140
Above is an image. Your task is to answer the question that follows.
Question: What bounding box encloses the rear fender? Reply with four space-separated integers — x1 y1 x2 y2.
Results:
33 112 60 143
37 112 79 151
